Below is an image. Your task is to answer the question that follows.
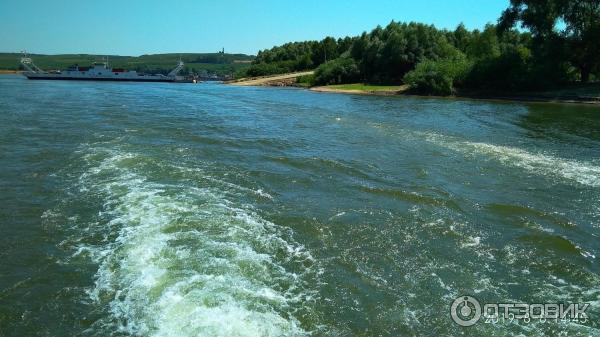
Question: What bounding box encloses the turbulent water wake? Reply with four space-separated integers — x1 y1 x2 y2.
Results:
74 148 316 337
419 131 600 187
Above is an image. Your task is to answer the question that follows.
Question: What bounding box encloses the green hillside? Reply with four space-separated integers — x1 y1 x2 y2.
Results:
0 53 254 76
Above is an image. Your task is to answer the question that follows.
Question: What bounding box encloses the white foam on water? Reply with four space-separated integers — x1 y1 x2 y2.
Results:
461 236 481 248
76 148 315 336
420 132 600 187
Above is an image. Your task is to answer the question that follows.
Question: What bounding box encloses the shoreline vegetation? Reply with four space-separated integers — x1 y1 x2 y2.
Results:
232 1 600 105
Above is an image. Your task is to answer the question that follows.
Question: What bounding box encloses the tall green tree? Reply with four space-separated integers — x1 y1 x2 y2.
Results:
466 25 501 59
499 0 600 82
312 37 339 65
451 23 473 53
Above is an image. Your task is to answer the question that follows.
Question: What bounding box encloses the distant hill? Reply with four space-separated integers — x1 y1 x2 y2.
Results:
0 53 255 76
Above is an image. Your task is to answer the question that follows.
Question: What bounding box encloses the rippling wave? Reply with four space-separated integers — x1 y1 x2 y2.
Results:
419 131 600 187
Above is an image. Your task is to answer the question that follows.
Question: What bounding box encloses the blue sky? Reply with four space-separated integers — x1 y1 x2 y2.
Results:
0 0 509 56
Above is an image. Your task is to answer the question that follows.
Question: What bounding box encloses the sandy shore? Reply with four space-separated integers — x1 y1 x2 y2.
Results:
310 85 409 96
227 71 314 86
0 70 20 74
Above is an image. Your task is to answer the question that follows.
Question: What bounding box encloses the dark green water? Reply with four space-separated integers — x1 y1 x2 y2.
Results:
1 74 599 336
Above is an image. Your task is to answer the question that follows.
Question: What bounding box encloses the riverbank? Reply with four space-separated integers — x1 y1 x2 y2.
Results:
226 73 600 105
311 83 600 105
0 70 19 74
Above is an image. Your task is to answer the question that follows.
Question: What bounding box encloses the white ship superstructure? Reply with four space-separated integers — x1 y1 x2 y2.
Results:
20 55 193 83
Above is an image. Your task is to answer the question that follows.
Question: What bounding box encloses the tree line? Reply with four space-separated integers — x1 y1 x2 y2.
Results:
240 0 600 95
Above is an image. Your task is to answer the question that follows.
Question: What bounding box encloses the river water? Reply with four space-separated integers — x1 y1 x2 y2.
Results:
1 74 599 336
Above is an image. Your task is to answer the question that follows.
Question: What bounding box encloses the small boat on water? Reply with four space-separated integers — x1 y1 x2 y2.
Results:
20 55 197 83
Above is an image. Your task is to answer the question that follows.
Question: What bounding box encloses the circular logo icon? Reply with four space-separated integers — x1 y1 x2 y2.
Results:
451 295 481 326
